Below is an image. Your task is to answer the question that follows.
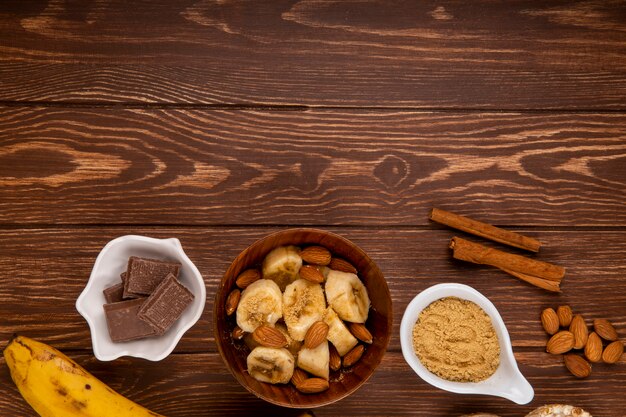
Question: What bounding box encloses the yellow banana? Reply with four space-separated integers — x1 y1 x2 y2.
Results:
3 335 165 417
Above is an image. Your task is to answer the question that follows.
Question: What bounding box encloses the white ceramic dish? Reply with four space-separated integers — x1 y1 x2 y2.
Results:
76 235 206 361
400 283 534 405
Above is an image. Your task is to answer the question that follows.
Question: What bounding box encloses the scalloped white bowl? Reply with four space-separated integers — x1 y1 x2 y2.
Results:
76 235 205 361
400 283 534 405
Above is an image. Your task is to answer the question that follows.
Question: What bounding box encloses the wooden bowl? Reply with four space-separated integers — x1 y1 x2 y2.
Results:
214 228 393 408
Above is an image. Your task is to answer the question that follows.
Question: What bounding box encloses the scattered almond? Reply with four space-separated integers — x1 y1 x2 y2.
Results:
557 305 573 327
584 332 603 363
594 319 619 341
232 326 245 340
328 257 358 274
569 315 588 349
252 325 288 348
329 344 341 371
291 368 308 387
342 344 365 367
300 246 332 266
296 378 329 394
304 321 329 349
225 289 241 316
235 269 261 289
546 331 575 355
564 354 592 378
541 308 560 335
299 265 325 284
602 341 624 364
349 322 373 344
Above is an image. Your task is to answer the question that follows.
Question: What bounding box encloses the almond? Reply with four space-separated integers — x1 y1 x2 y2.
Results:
235 269 261 289
349 322 373 344
569 315 588 349
225 289 241 316
232 326 245 340
296 377 329 394
564 354 592 378
300 246 331 266
557 305 573 327
304 321 329 349
299 265 325 284
546 331 575 354
342 344 365 367
329 344 341 371
291 368 308 387
602 340 624 364
252 325 288 348
594 319 619 341
585 332 603 363
328 257 358 274
541 308 560 335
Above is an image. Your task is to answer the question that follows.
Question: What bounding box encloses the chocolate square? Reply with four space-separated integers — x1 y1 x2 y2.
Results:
103 283 125 304
104 298 156 342
123 256 181 298
138 273 194 334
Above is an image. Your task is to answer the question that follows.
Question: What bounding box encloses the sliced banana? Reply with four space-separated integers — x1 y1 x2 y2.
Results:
298 340 329 380
283 279 326 341
262 245 302 291
324 270 370 323
323 307 358 356
317 265 331 281
247 346 295 384
236 279 283 333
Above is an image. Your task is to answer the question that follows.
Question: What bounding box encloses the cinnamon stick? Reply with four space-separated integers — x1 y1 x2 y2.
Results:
430 208 541 252
449 237 565 291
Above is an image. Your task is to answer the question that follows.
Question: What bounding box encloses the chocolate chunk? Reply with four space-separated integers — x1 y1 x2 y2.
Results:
138 273 194 334
103 283 125 304
104 298 156 342
123 256 181 298
120 271 127 283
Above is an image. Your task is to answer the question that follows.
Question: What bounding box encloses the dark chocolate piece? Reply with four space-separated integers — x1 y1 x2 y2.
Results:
103 283 125 304
103 298 155 342
123 256 181 298
138 273 194 334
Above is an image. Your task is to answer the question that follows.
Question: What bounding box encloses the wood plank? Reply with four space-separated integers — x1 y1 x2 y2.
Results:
1 108 625 226
1 351 623 416
1 1 626 108
1 227 624 354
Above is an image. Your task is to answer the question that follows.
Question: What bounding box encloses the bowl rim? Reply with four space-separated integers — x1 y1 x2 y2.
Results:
213 227 393 408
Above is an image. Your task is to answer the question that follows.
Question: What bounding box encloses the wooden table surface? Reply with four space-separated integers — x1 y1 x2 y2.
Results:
1 1 625 416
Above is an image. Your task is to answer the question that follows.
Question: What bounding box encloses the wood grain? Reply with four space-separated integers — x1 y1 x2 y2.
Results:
1 108 625 226
1 1 626 108
1 227 624 355
1 351 624 417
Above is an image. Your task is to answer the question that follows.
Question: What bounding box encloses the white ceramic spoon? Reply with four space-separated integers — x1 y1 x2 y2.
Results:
400 283 534 404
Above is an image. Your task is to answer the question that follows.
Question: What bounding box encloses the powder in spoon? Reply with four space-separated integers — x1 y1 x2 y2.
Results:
412 297 500 382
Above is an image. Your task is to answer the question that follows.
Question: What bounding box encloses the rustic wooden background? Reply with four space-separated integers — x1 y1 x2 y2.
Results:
1 1 625 416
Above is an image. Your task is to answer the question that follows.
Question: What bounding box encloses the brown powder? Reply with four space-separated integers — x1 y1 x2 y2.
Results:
412 297 500 382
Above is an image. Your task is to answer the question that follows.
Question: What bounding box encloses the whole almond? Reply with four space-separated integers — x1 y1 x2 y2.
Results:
546 331 575 354
252 325 288 348
594 319 619 341
328 257 358 274
584 332 603 362
343 344 365 367
232 326 245 340
602 340 624 364
225 289 241 316
299 265 325 284
235 269 261 289
564 354 592 378
349 322 373 344
304 321 329 349
300 246 331 266
541 308 560 335
570 315 588 349
329 344 341 371
291 368 308 387
557 305 573 327
296 378 329 394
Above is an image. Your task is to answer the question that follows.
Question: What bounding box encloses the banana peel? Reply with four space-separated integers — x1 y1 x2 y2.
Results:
3 335 165 417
